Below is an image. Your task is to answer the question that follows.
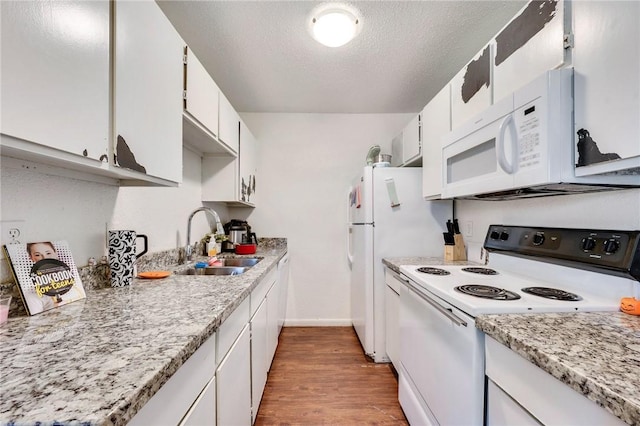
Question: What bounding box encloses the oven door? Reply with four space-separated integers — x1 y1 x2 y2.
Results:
399 275 484 425
442 93 517 199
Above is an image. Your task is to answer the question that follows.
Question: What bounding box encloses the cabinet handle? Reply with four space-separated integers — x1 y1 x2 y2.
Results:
402 275 468 327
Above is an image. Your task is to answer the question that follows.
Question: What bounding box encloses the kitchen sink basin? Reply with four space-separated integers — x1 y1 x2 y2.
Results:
219 258 261 267
175 266 249 276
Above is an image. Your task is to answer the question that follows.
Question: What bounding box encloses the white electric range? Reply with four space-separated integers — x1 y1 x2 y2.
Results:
397 225 640 426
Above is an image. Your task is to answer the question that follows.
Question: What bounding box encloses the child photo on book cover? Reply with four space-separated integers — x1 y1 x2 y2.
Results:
4 241 86 315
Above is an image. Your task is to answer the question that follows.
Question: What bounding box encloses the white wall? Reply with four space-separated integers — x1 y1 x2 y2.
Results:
456 189 640 263
238 113 414 326
0 148 228 281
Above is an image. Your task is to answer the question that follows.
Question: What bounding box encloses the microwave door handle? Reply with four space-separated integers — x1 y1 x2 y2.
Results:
497 113 517 174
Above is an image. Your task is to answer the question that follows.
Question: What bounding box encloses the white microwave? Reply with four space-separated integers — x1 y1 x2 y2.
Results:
441 68 638 200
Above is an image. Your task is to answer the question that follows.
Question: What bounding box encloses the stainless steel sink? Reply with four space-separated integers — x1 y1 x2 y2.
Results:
175 266 249 276
220 258 261 267
174 258 261 276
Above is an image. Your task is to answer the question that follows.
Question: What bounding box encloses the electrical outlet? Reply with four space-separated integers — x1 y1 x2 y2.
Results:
1 220 27 258
464 221 473 238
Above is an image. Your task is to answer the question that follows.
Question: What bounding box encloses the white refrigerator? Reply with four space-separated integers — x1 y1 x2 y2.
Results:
347 166 451 362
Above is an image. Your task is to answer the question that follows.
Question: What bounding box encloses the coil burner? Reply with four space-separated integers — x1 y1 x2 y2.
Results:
461 267 499 275
521 287 582 301
416 267 451 276
455 285 521 300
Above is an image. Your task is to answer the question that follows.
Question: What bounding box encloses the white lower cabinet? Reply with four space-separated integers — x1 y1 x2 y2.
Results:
266 279 280 365
485 336 626 426
130 258 289 426
217 324 252 426
180 377 216 426
129 333 216 425
486 379 540 426
249 268 279 422
277 254 290 335
251 297 268 423
384 268 401 369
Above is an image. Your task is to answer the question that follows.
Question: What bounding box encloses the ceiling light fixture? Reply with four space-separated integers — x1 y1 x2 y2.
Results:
309 4 361 48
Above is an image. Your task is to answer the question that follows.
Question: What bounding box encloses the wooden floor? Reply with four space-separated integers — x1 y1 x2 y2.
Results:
255 327 408 425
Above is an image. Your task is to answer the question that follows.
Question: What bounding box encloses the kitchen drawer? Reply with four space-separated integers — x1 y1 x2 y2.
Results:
129 332 216 425
251 267 276 316
384 268 403 294
216 297 250 363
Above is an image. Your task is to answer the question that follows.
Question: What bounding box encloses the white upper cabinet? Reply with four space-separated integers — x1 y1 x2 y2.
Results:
219 93 240 153
114 0 183 184
201 119 257 207
493 0 566 103
0 0 110 162
451 44 493 129
422 84 451 199
239 120 258 205
182 46 238 157
184 47 220 139
402 114 422 165
572 1 640 176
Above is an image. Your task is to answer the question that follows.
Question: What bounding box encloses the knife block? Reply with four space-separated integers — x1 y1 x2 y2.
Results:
444 234 467 261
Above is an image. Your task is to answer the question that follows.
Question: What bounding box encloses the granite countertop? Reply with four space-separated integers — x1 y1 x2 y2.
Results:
477 312 640 425
0 239 288 425
382 256 478 274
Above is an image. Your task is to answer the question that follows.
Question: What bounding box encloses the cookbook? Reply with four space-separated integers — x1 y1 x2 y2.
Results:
3 241 86 315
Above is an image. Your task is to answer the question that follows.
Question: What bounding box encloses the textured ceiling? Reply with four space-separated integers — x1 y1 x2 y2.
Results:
157 1 527 114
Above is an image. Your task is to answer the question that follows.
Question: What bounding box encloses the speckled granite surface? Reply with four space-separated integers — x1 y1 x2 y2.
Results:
0 239 287 426
382 256 478 273
477 312 640 426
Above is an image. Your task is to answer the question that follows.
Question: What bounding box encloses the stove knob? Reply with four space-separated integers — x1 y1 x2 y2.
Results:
532 233 545 246
490 231 500 240
603 238 620 254
581 237 597 251
500 232 509 241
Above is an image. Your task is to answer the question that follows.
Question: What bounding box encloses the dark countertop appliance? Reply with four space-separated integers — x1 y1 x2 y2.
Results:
222 220 258 252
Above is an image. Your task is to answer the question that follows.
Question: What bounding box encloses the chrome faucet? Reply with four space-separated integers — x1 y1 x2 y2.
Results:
185 207 225 262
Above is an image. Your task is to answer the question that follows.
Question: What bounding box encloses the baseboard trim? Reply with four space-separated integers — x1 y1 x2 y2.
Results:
283 319 352 327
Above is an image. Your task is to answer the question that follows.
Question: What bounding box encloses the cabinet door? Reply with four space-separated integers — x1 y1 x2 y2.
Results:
493 0 566 103
384 284 399 369
185 46 219 138
217 324 251 426
0 0 109 161
402 114 422 164
239 120 258 205
180 377 216 426
391 132 404 167
114 0 183 183
422 84 451 199
266 281 279 367
573 1 640 175
250 297 268 422
219 93 240 153
277 254 290 335
451 44 492 129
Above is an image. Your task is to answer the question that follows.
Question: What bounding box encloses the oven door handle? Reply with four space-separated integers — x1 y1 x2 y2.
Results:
401 274 468 327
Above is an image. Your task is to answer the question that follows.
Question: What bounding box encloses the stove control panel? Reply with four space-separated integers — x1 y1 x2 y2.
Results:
484 225 640 281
